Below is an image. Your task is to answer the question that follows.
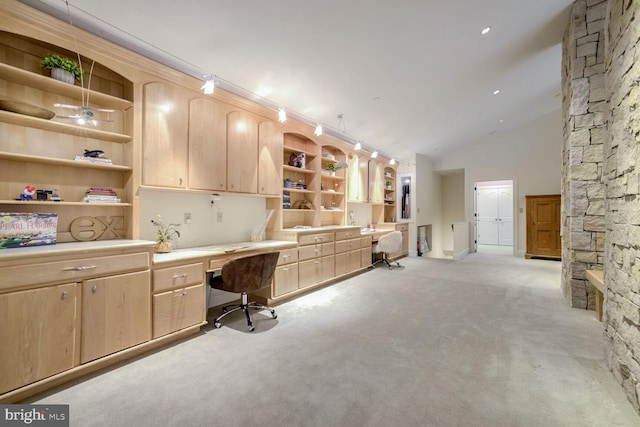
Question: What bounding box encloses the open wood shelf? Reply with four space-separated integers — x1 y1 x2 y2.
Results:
0 151 131 171
0 110 132 143
0 62 132 110
0 200 131 207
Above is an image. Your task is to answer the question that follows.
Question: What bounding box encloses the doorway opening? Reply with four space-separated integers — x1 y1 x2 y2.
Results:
474 180 514 255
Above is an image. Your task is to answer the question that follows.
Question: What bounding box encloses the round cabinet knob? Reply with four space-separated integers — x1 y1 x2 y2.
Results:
61 291 68 300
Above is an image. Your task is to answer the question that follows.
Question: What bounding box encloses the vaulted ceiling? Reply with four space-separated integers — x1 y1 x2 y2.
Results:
23 0 574 160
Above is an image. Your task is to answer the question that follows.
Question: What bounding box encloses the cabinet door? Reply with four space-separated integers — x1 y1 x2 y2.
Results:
153 284 204 339
258 121 283 195
273 263 299 297
188 98 227 191
143 82 189 188
81 270 151 364
227 111 258 193
369 160 385 204
0 283 77 394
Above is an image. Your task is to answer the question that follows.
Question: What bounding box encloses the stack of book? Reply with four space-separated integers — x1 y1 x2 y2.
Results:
84 187 120 203
74 155 113 165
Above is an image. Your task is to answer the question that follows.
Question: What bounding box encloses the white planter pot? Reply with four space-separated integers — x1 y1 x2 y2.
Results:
50 68 75 85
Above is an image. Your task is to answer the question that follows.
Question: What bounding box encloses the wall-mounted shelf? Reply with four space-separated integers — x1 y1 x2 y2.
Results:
0 151 131 171
0 200 131 207
283 164 315 175
0 110 132 143
0 62 132 110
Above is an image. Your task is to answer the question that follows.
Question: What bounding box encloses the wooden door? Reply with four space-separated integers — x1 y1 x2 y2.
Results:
227 111 258 193
258 121 283 196
188 98 227 191
526 195 561 259
142 82 189 188
81 270 151 364
0 283 77 394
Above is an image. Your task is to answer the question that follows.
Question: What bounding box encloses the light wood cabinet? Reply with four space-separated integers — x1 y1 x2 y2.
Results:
388 223 409 260
360 235 373 268
335 229 362 276
142 81 189 188
258 121 283 196
282 133 318 228
273 248 299 297
526 195 561 259
188 98 227 191
152 262 205 339
0 283 78 395
320 145 347 226
81 270 151 364
348 153 368 202
227 111 258 193
368 159 385 204
299 255 335 288
383 167 397 222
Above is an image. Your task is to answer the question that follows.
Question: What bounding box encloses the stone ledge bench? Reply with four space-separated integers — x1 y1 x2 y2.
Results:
586 269 604 322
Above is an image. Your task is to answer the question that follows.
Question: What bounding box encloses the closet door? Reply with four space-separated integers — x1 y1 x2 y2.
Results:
477 186 513 246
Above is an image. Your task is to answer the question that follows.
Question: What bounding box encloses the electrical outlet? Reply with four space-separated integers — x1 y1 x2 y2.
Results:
184 212 192 224
217 212 223 223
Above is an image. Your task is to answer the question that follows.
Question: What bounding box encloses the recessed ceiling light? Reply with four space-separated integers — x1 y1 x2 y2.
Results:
493 89 500 95
481 27 491 35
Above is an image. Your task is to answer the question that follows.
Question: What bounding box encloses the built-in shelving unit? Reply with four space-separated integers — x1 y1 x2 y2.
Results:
383 167 396 222
0 31 134 242
320 145 346 226
281 134 318 228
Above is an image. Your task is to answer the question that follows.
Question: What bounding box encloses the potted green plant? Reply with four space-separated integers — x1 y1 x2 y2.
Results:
151 214 180 253
39 54 83 84
325 162 337 176
385 180 393 189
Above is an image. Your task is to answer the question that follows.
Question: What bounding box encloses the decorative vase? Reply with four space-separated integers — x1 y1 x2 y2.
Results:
155 242 172 253
50 68 75 85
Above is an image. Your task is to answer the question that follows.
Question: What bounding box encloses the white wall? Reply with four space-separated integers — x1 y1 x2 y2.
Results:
434 109 562 255
440 171 465 253
139 189 267 248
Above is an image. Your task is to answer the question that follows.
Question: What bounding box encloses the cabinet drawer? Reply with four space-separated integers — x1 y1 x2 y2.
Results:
298 233 334 246
298 242 334 261
153 284 205 339
208 257 232 271
298 255 335 288
335 230 360 241
277 248 299 266
0 252 150 291
335 238 360 254
395 224 409 231
273 263 299 297
360 236 373 248
153 263 204 293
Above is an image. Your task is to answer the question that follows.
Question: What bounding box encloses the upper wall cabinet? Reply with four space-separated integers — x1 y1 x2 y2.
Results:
227 111 258 193
142 81 189 188
258 121 283 196
368 159 385 204
188 97 226 192
347 153 369 203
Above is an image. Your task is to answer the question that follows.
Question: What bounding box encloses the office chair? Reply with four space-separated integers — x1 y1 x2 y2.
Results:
373 231 402 269
210 252 279 332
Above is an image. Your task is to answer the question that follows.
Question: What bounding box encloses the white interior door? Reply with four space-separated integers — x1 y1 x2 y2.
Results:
476 184 513 247
498 186 513 246
477 188 499 245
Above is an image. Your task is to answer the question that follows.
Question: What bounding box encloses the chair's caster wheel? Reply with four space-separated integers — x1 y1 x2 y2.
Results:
214 322 222 329
248 325 255 332
271 310 277 319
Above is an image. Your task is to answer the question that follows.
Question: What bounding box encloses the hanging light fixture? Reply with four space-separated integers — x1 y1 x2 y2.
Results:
354 142 362 151
371 150 378 159
314 124 323 136
278 108 287 123
201 76 215 94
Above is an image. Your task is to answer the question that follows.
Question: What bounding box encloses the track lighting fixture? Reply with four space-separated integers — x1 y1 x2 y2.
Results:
314 124 323 136
389 158 396 165
201 76 215 94
354 142 362 151
278 108 287 123
371 150 378 159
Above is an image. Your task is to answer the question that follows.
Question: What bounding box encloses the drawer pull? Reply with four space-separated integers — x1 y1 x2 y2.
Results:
63 265 97 271
61 291 68 300
173 273 187 279
174 292 188 297
92 285 97 294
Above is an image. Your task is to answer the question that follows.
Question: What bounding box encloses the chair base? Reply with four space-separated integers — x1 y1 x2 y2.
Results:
372 254 401 270
213 291 277 332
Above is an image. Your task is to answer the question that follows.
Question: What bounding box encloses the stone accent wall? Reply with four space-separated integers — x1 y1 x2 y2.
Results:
561 0 607 309
602 0 640 413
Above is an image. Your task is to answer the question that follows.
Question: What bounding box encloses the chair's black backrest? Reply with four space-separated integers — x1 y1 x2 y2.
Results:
219 252 280 293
